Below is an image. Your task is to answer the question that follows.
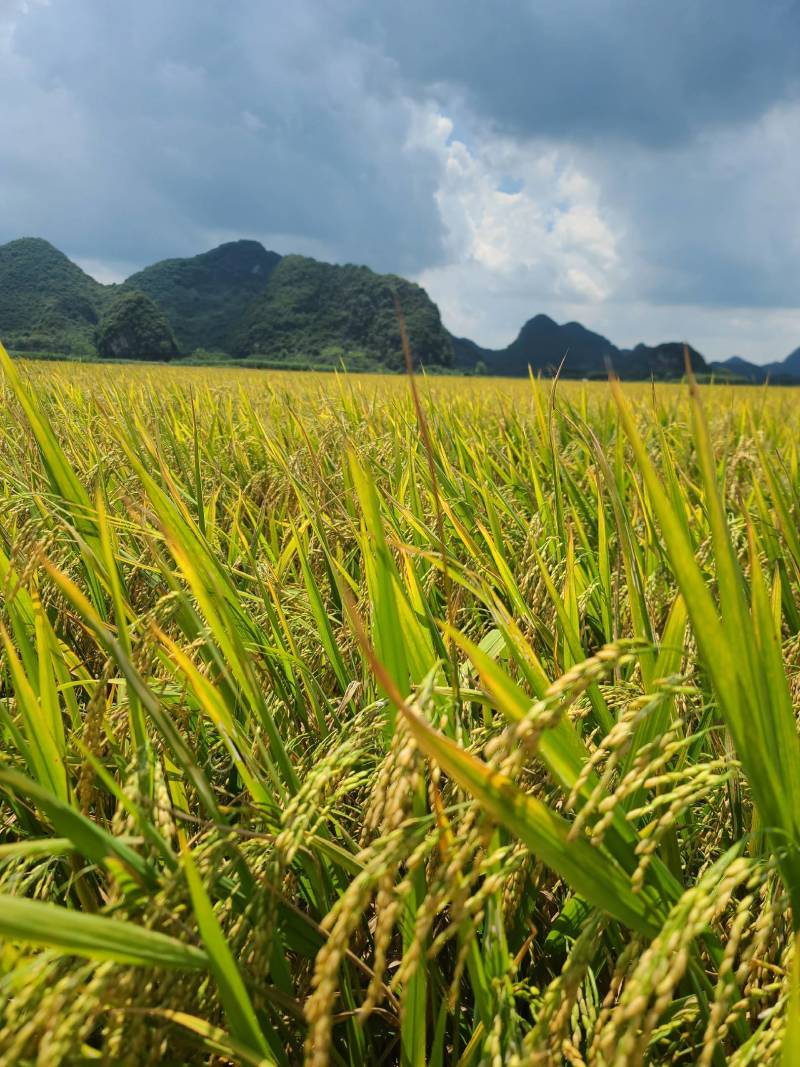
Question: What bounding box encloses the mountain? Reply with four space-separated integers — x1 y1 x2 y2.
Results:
450 335 491 370
125 242 453 367
449 315 619 377
498 314 619 376
783 346 800 375
0 237 106 355
1 236 797 379
0 237 453 369
454 316 709 379
710 355 763 382
232 255 453 368
617 341 707 379
125 240 280 354
710 348 800 383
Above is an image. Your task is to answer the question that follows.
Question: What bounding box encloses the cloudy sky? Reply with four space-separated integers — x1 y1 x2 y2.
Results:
2 0 799 362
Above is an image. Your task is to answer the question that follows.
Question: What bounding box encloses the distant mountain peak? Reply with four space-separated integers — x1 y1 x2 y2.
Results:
7 235 54 249
514 313 562 340
4 236 98 277
0 235 105 355
452 320 714 379
124 242 282 352
196 239 280 273
212 238 266 251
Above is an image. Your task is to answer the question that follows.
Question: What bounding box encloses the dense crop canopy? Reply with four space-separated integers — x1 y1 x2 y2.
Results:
0 347 798 1064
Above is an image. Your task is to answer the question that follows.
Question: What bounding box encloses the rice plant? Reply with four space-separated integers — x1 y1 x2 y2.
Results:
0 342 799 1065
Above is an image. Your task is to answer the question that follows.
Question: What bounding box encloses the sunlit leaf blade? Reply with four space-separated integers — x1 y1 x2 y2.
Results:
0 894 207 968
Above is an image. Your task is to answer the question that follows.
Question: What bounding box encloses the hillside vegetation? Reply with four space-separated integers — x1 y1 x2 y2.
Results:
0 238 454 370
126 240 281 354
0 354 798 1064
130 247 455 369
0 238 105 355
3 237 799 378
233 255 453 367
95 291 178 361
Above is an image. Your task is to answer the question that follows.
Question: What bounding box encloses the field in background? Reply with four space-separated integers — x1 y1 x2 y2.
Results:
0 354 799 1065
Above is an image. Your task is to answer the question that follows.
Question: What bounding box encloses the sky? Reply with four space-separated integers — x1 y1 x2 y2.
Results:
2 0 799 363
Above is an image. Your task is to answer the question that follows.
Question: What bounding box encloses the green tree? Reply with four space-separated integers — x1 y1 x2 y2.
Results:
95 291 177 361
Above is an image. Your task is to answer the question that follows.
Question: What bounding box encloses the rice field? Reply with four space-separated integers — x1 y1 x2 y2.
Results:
0 346 799 1065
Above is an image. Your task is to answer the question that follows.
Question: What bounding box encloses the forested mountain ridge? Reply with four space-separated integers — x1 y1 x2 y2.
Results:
125 240 281 354
0 237 107 355
232 255 453 368
1 236 796 378
0 237 453 369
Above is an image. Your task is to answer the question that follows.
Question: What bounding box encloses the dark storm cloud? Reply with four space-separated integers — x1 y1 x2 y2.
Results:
1 0 447 273
367 0 800 147
584 96 800 309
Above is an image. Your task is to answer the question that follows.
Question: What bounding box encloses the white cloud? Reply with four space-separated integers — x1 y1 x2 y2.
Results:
410 104 622 343
407 95 800 361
